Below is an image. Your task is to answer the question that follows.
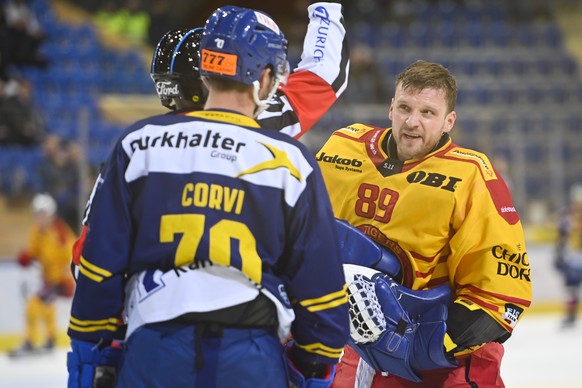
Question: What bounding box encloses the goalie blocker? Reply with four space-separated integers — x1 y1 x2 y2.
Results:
335 219 457 382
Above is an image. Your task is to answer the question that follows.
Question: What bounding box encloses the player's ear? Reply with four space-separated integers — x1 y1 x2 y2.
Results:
388 98 395 120
443 110 456 133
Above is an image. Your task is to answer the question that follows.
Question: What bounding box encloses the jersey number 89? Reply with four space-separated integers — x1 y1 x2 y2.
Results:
355 183 399 223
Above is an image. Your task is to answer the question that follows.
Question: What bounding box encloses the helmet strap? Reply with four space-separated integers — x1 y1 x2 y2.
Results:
252 77 280 118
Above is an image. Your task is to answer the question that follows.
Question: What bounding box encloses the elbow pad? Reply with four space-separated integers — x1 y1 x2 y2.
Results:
446 301 511 353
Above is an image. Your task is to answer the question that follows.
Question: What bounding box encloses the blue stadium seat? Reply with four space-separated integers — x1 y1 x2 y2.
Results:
487 23 511 47
408 23 430 48
351 23 379 47
379 24 406 48
537 24 563 47
433 24 457 47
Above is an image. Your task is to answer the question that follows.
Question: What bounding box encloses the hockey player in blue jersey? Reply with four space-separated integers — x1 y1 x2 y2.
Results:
71 0 349 276
66 5 349 388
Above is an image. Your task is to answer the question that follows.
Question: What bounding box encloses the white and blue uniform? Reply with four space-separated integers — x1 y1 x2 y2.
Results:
68 3 350 386
68 110 349 386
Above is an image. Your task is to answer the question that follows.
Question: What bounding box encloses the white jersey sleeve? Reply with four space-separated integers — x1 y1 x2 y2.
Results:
258 2 349 139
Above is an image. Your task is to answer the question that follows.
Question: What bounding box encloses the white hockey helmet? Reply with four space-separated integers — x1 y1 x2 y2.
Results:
32 193 57 216
570 183 582 204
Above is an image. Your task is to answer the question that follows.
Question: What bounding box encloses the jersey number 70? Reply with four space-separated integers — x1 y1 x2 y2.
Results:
160 214 262 284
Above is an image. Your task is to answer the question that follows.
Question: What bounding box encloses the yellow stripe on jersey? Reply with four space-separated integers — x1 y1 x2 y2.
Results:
69 316 120 333
186 110 260 128
236 142 303 182
336 123 376 138
446 149 498 181
79 256 112 283
294 341 344 358
300 285 348 312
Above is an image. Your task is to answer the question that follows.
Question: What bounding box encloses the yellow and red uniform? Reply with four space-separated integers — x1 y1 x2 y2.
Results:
20 217 76 288
317 124 532 387
18 217 76 345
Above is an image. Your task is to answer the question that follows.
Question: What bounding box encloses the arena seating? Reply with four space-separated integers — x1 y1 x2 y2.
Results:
1 0 582 214
316 0 582 211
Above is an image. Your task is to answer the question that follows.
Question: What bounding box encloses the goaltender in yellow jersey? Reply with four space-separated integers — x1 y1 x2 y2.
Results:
319 60 532 388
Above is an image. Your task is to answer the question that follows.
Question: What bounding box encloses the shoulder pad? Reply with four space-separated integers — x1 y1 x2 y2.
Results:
334 123 382 139
444 147 498 181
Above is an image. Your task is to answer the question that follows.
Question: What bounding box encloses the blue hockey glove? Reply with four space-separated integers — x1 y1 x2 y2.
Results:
67 339 123 388
285 342 336 388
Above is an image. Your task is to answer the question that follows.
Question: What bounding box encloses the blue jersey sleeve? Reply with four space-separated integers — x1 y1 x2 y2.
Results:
283 158 350 364
68 141 132 342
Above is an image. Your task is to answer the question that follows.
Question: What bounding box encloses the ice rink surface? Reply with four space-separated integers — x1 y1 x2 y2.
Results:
0 312 581 388
1 243 581 387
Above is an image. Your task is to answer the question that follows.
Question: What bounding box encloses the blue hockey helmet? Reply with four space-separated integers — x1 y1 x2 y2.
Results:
150 27 207 110
200 6 289 114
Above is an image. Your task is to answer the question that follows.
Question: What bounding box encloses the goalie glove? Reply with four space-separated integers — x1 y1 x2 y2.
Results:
67 339 123 388
344 264 457 382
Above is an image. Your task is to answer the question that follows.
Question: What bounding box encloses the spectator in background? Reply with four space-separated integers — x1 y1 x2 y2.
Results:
122 0 150 44
93 1 125 36
146 0 178 47
93 0 149 45
2 0 48 68
37 134 79 229
0 78 12 146
0 78 45 147
0 6 11 81
493 154 514 193
8 193 76 357
554 183 582 328
59 139 83 229
343 45 388 104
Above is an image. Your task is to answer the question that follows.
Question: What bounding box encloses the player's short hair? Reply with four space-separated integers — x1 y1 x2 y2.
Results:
396 60 458 113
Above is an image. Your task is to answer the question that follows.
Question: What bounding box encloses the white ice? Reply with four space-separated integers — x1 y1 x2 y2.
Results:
1 244 581 387
0 312 581 388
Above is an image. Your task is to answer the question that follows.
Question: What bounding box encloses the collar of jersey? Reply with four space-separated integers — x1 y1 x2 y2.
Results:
185 110 260 128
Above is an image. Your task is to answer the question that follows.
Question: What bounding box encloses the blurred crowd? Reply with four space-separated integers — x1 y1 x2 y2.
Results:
0 0 47 147
0 0 83 234
78 0 178 47
1 0 582 226
0 0 181 227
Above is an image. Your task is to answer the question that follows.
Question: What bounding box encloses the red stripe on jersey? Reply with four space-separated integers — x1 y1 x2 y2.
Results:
415 267 436 278
280 70 336 137
461 294 500 312
465 284 532 307
72 225 88 266
426 276 449 288
437 148 520 225
410 250 436 263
